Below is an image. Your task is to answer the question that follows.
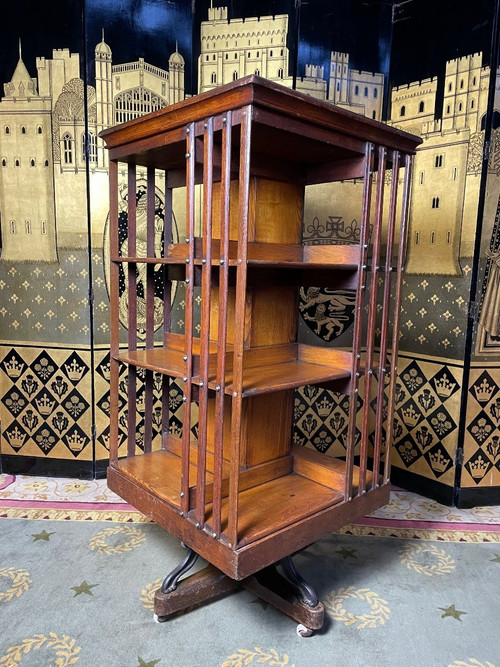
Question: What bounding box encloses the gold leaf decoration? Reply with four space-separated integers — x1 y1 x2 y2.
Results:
400 543 455 576
140 578 163 610
89 525 146 554
221 647 294 667
0 633 81 666
323 586 390 629
0 568 31 603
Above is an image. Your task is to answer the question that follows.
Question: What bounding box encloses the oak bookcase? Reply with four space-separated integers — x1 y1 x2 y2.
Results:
101 76 421 633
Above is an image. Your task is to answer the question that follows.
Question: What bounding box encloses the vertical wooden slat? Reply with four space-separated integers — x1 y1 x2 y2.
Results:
212 110 232 539
344 142 374 501
195 116 214 529
181 122 196 517
228 106 252 548
127 164 137 458
372 150 400 486
384 153 413 483
143 166 156 455
109 159 119 465
162 183 173 448
358 146 386 494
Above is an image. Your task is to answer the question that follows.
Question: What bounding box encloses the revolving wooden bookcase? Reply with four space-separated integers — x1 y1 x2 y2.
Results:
101 76 421 634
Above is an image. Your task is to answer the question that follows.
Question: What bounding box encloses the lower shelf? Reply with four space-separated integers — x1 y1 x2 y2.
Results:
108 457 390 579
110 444 378 549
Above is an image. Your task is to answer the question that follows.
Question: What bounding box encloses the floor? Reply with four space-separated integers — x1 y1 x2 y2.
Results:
1 473 500 527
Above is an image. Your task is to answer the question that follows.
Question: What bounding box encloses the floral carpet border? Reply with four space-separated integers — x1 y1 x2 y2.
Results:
1 501 500 543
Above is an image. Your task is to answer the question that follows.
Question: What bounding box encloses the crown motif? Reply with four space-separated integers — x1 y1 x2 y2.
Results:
64 359 85 382
6 425 27 449
136 395 145 412
434 374 457 398
169 423 182 437
429 449 449 473
35 392 56 416
469 454 489 479
100 431 110 450
65 431 87 452
473 378 495 404
317 395 334 417
401 405 419 428
4 355 23 378
100 362 111 381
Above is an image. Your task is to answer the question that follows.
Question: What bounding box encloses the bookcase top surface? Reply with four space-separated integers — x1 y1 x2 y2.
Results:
101 75 422 159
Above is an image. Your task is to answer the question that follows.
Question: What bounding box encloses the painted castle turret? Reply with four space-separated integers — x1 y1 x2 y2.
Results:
0 42 57 261
0 35 185 261
390 52 495 274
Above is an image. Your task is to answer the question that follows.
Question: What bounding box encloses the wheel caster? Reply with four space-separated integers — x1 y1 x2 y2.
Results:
296 623 313 637
153 613 167 624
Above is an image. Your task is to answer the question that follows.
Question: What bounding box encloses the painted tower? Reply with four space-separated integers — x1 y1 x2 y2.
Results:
390 52 496 274
328 52 384 120
0 42 57 261
198 5 290 92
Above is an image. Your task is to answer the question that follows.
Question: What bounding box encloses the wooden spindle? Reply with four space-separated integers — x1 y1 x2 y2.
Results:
195 116 214 529
109 159 119 465
384 153 413 483
227 106 252 548
344 142 374 501
372 150 400 486
127 164 137 458
144 166 156 454
181 122 196 516
212 110 232 539
162 184 173 448
358 145 386 493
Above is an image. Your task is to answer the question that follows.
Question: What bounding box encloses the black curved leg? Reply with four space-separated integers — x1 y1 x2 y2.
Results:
160 547 199 594
279 555 319 608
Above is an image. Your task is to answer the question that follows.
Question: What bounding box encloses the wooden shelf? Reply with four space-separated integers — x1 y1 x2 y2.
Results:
115 342 352 396
112 241 361 270
112 445 351 549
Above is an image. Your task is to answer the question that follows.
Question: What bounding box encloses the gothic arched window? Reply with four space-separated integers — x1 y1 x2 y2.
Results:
63 133 73 164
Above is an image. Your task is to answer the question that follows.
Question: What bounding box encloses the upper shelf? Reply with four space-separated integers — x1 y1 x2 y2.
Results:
112 239 361 270
100 75 422 177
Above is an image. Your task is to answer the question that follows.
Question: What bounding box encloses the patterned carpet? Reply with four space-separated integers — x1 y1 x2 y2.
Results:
1 474 499 667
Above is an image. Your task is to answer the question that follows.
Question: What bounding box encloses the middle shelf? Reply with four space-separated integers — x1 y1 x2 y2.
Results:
115 336 353 396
